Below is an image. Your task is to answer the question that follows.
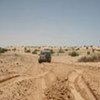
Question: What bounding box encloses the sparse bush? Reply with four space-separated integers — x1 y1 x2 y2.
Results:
90 45 93 48
32 49 38 54
25 49 31 53
76 48 80 51
65 49 68 51
86 46 88 49
68 51 79 57
24 47 27 51
92 49 95 53
58 48 65 53
96 49 100 52
24 47 31 53
87 51 90 55
12 48 16 52
50 49 55 54
78 54 100 62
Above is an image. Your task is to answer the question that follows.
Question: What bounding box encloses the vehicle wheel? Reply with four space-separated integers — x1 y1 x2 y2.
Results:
48 60 51 63
38 60 42 63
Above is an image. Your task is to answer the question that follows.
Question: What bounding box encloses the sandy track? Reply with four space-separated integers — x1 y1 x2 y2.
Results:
0 53 99 100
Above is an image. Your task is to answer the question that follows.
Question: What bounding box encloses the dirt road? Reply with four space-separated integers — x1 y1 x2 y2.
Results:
0 53 100 100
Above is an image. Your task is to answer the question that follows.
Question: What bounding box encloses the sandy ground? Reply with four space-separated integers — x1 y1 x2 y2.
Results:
0 52 100 100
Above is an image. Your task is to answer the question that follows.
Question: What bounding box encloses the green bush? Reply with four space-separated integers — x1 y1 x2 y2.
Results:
0 48 7 53
68 51 79 57
32 49 38 54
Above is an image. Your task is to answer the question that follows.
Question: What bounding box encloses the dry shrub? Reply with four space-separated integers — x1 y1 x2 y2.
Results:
86 46 89 49
96 49 100 52
58 48 65 53
78 54 100 62
50 49 55 54
76 48 80 51
68 51 79 57
92 49 95 53
12 48 16 52
25 49 31 53
65 49 68 51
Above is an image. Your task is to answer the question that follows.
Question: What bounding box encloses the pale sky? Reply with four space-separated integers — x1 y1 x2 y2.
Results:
0 0 100 47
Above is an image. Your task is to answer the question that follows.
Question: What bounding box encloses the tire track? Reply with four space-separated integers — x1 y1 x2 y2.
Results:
68 70 96 100
0 54 97 100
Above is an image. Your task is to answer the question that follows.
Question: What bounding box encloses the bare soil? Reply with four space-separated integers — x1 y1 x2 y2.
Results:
0 52 100 100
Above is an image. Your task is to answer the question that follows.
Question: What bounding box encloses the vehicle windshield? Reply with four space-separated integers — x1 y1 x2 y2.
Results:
40 50 51 55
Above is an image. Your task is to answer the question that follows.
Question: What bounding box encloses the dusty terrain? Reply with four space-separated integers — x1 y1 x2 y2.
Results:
0 51 100 100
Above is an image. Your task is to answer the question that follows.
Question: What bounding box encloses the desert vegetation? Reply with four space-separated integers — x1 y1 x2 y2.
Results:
32 49 39 54
12 48 16 52
58 48 65 53
68 51 79 57
78 53 100 62
0 45 100 100
0 47 8 53
24 47 31 53
50 49 55 54
87 51 91 55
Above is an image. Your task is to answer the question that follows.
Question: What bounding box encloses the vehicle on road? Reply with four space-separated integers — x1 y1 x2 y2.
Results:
38 50 51 63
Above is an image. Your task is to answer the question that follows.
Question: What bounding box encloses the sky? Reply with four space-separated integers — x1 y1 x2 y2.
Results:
0 0 100 47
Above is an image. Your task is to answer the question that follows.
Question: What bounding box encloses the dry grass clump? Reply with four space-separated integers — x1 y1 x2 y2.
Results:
78 54 100 62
